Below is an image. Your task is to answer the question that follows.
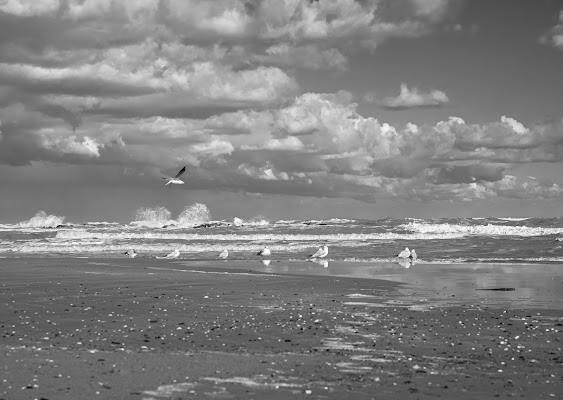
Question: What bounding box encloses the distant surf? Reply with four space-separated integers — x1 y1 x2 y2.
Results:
1 207 563 263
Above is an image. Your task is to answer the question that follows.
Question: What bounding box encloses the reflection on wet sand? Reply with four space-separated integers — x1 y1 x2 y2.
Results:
181 260 563 311
311 258 329 268
397 259 411 268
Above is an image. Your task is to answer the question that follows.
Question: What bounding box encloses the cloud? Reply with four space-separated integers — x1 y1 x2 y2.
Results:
539 10 563 49
3 83 563 202
410 0 451 21
0 117 116 166
253 44 348 71
0 0 60 17
381 83 449 109
0 0 455 126
2 1 561 205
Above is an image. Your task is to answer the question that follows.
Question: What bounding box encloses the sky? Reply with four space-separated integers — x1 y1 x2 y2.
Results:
1 0 563 223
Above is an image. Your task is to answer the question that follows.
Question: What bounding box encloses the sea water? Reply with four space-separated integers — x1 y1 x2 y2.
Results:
1 206 562 263
2 206 563 309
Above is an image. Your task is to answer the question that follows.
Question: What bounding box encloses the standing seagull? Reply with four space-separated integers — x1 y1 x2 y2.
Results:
397 247 411 259
157 249 180 259
123 249 137 258
409 249 417 262
309 244 328 259
162 166 186 186
257 246 271 257
219 249 229 259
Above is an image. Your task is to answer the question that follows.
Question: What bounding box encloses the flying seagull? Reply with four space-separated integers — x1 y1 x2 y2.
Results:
309 244 328 259
397 247 411 259
162 166 186 186
219 249 229 259
257 246 271 257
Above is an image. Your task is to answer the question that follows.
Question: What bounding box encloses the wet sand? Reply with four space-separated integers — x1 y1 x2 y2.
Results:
1 258 562 399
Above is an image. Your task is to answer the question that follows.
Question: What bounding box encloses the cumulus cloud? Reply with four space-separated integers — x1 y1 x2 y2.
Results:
2 0 561 204
539 10 563 49
0 118 114 166
381 83 449 109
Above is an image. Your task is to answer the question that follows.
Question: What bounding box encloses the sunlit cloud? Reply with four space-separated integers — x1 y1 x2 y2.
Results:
381 83 449 110
0 0 561 205
539 10 563 49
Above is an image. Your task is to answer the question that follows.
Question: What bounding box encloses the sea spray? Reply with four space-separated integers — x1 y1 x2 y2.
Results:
132 206 172 228
17 210 66 228
248 215 269 226
177 203 211 227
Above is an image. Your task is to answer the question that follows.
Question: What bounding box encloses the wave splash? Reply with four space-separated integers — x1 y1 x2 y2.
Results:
131 203 211 228
17 211 66 228
132 206 172 228
177 203 211 227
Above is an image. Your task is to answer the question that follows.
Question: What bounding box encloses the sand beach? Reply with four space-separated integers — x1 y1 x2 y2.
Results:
1 257 562 399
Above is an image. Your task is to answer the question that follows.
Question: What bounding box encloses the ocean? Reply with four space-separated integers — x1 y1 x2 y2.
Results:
1 206 563 263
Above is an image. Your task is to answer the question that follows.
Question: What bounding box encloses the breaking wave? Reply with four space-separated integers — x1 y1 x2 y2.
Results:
402 221 563 237
177 203 211 227
233 215 270 227
132 206 173 228
16 211 66 228
131 203 212 228
53 230 464 241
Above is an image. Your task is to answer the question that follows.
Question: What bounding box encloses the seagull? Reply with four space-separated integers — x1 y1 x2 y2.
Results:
409 249 417 262
397 247 411 259
257 246 271 256
219 249 228 259
162 166 186 186
123 249 137 258
157 249 180 259
309 244 328 259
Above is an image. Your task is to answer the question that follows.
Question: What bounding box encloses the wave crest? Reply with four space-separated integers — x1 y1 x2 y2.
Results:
17 211 66 228
177 203 211 227
403 221 563 237
132 206 172 228
247 215 269 226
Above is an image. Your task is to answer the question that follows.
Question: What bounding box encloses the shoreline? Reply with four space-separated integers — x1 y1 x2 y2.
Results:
1 257 562 399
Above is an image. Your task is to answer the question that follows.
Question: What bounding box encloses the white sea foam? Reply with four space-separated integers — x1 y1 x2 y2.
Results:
5 241 313 254
52 230 465 241
84 221 120 226
246 215 270 226
13 211 66 228
177 203 211 226
132 206 172 228
402 221 563 237
131 203 212 228
230 215 269 227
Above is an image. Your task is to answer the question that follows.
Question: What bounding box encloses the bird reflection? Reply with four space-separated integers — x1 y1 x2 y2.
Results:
261 259 271 267
311 258 329 268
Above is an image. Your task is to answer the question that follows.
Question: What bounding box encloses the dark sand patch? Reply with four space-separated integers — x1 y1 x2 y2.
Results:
1 258 562 399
